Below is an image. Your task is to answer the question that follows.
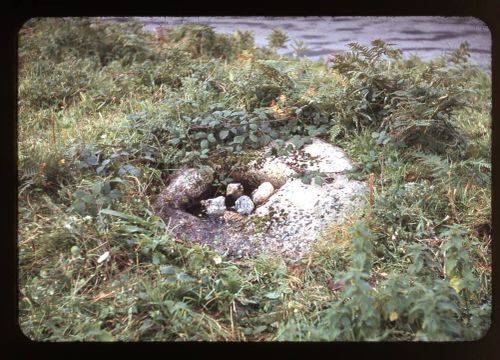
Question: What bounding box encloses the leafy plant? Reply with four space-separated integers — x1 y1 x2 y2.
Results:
71 179 123 216
291 39 308 58
266 28 289 50
328 39 472 152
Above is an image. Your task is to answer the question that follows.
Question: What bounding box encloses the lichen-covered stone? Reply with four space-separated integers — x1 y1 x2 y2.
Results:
302 139 353 173
231 138 355 189
234 195 254 215
221 139 366 261
252 181 275 205
226 183 244 198
201 196 226 218
232 160 293 189
154 166 214 210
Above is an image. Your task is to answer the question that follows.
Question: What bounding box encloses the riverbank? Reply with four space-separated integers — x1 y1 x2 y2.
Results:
104 16 491 69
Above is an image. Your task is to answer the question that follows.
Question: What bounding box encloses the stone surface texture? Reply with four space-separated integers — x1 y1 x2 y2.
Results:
223 211 245 224
226 183 244 198
154 166 214 209
234 195 255 215
201 196 226 218
251 182 275 205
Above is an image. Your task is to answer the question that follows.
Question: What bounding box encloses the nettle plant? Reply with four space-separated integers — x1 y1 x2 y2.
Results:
71 179 123 217
279 222 486 341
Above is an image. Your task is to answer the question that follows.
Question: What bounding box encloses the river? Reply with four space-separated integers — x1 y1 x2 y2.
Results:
104 16 491 70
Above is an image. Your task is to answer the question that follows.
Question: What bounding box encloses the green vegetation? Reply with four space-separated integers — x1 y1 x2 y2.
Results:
18 17 491 341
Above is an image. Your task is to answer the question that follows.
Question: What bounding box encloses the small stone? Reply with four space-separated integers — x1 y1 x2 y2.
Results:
226 183 244 198
252 182 275 205
234 195 254 215
201 196 226 218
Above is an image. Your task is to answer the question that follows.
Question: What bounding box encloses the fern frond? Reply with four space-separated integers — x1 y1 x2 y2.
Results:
413 152 450 178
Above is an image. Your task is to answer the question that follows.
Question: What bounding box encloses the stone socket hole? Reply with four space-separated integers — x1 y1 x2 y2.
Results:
185 179 260 218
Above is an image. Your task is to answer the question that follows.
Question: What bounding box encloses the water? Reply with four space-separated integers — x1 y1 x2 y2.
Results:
104 16 491 69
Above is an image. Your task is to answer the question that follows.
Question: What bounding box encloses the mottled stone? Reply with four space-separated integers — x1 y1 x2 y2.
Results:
252 182 275 205
234 195 255 215
232 160 293 189
254 206 270 217
201 196 226 218
154 166 214 210
155 205 224 244
226 183 244 198
302 139 353 173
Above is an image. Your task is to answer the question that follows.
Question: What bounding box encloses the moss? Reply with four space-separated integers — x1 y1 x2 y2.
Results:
249 213 272 234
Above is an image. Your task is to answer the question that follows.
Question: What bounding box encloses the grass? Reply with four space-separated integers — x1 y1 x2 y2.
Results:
18 17 491 341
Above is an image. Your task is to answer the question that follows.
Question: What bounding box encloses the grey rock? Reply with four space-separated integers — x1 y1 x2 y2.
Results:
226 183 244 198
154 166 214 210
201 196 226 218
251 181 275 205
231 158 294 189
234 195 255 215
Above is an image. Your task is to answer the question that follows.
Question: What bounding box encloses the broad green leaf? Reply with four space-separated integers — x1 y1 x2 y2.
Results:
108 189 122 199
200 139 209 149
219 129 229 140
195 132 207 139
73 191 88 199
177 273 196 283
207 133 217 143
301 176 312 185
233 135 245 144
262 134 272 143
99 208 145 223
209 120 220 127
264 291 281 299
85 155 99 166
313 175 324 186
102 181 111 194
118 164 141 177
160 265 177 275
252 325 268 334
290 137 304 149
73 200 86 214
249 133 259 142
